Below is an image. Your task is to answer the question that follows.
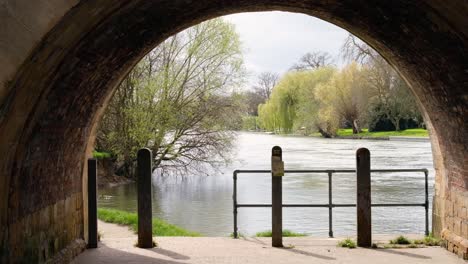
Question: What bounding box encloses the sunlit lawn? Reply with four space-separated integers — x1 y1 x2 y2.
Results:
336 128 428 138
98 208 201 237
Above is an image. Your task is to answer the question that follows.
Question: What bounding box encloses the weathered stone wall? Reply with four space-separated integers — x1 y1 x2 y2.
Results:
0 0 466 262
6 194 85 262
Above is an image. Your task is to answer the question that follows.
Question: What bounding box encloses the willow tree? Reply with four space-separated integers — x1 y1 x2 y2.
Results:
257 68 335 135
258 72 302 133
315 63 370 134
342 34 421 131
96 18 245 178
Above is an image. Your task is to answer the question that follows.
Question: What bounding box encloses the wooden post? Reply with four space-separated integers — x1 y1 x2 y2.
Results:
271 146 284 247
137 148 153 248
356 148 372 247
87 159 98 248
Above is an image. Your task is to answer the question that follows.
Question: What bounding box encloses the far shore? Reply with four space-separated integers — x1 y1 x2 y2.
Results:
245 128 429 141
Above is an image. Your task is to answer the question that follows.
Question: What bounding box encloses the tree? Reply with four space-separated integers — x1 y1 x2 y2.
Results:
341 34 422 131
241 90 267 116
257 67 336 135
315 63 370 134
96 18 245 178
254 72 279 101
291 51 334 71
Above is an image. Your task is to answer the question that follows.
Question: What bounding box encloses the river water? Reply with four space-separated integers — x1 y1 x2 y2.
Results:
98 132 434 237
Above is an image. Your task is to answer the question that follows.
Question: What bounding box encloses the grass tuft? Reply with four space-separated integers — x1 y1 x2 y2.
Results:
389 235 411 245
413 234 441 246
255 229 307 237
338 238 356 248
97 208 200 237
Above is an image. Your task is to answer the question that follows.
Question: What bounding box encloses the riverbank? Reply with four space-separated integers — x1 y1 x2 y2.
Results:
335 128 428 139
94 155 134 189
97 208 200 236
269 128 429 140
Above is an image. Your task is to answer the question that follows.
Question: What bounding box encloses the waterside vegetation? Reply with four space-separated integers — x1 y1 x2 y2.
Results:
98 208 201 237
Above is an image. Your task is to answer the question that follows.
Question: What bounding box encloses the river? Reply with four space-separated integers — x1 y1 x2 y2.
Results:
98 132 434 237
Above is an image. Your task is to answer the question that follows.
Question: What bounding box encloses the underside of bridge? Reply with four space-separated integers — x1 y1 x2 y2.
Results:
0 0 467 262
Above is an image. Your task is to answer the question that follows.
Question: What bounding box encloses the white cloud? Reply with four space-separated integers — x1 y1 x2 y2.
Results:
223 11 349 89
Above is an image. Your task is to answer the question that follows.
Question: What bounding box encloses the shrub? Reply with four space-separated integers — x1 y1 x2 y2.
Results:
389 235 411 245
338 238 356 248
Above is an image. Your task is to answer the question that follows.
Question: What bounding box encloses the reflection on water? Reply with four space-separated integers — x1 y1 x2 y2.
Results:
99 132 434 236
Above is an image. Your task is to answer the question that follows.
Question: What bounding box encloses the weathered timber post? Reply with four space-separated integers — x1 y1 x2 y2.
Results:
356 148 372 247
271 146 284 247
87 159 98 248
137 148 153 248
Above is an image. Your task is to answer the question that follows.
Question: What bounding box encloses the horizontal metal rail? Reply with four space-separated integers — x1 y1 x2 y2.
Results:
233 168 429 239
237 203 426 208
233 169 428 174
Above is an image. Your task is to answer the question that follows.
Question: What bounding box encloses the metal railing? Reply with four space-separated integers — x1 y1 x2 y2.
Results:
232 168 429 238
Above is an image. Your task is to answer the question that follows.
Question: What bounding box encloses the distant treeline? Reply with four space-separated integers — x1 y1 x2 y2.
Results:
237 36 423 137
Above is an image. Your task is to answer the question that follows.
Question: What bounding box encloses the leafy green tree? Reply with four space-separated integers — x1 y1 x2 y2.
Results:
96 18 245 178
257 67 335 135
342 34 422 131
315 63 370 134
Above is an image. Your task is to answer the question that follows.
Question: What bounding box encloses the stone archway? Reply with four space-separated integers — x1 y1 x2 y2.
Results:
0 1 466 262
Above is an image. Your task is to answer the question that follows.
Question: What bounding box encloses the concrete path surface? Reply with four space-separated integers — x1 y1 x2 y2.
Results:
72 221 465 264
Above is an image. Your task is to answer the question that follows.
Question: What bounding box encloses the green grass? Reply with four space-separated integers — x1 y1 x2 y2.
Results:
229 232 245 238
389 235 411 245
97 208 200 237
336 128 428 138
413 234 441 246
338 238 356 248
255 229 307 237
92 151 113 159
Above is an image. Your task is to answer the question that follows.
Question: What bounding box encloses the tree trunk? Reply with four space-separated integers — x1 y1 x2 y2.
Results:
352 119 362 134
391 118 400 131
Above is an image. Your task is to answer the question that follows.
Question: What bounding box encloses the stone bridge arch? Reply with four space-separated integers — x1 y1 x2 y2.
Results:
0 0 466 262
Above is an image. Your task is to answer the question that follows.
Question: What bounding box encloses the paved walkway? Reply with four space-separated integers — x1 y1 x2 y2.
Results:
72 221 464 264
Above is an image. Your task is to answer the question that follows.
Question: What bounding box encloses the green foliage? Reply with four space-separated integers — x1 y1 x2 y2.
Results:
413 234 441 246
336 128 428 137
315 63 370 134
256 37 423 136
338 238 356 248
97 18 245 178
92 151 112 159
97 208 200 237
389 235 411 245
229 232 245 238
242 115 259 130
257 67 335 134
255 229 307 237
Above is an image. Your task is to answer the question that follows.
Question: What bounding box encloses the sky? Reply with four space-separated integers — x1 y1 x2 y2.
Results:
223 11 350 89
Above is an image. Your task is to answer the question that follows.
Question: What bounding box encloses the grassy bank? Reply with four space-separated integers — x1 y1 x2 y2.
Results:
97 208 200 237
336 128 428 138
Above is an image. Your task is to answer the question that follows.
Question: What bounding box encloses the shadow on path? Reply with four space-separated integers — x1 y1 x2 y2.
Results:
149 248 190 260
372 249 432 260
241 237 335 260
280 247 336 260
76 245 187 264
